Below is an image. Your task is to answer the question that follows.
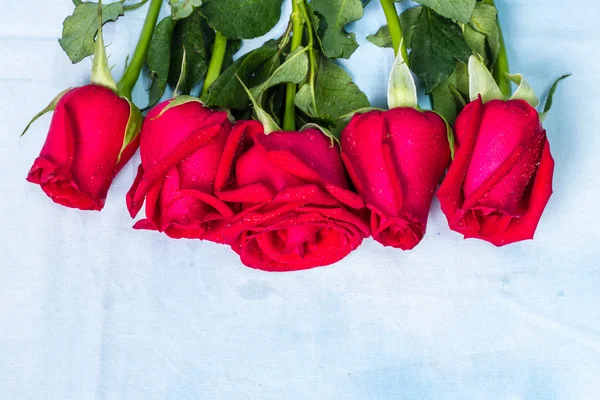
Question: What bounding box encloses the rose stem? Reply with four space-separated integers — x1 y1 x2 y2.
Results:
283 0 305 132
380 0 408 64
483 0 511 97
201 32 228 97
117 0 163 100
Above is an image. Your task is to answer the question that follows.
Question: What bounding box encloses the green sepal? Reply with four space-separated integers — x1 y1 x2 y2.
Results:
439 112 456 160
424 108 456 160
388 42 418 110
540 74 571 122
173 47 188 97
119 97 143 162
300 123 339 146
507 73 539 108
236 75 281 134
449 85 467 108
91 1 118 93
468 55 502 103
446 120 456 160
21 88 72 137
152 95 204 120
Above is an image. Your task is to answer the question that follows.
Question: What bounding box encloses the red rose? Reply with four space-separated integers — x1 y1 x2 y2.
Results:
340 108 450 250
27 85 140 210
215 121 369 272
437 98 554 246
126 100 234 241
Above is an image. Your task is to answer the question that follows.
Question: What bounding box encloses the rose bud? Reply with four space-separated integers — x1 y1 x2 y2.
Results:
339 47 451 250
341 108 450 250
436 56 566 246
23 1 163 211
24 13 143 211
126 100 234 242
214 121 369 272
26 85 141 210
437 98 554 246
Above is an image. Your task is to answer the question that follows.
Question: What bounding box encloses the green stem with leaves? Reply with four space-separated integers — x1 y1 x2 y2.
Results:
283 0 305 131
116 0 163 100
202 32 228 97
483 0 511 97
298 0 318 114
380 0 408 64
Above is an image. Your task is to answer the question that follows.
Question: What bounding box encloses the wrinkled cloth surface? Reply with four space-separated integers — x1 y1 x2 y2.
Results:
1 1 599 399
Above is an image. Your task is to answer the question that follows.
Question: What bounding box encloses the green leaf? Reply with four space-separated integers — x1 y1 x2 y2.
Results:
542 74 571 115
201 0 284 39
250 47 309 103
409 8 472 93
169 0 202 20
431 62 468 124
400 6 423 49
147 17 176 107
367 25 392 48
21 89 72 136
388 49 417 109
123 0 151 11
168 9 214 94
414 0 476 23
465 3 500 65
59 2 124 64
367 6 422 49
222 39 242 70
295 54 370 120
237 76 281 134
468 55 502 103
249 54 282 88
266 88 285 126
507 73 540 108
311 0 364 59
463 26 487 63
202 40 280 110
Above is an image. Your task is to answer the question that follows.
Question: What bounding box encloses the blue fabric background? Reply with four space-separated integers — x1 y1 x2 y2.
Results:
1 1 599 399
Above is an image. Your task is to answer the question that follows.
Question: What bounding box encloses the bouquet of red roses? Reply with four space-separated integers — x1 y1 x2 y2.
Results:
23 0 568 272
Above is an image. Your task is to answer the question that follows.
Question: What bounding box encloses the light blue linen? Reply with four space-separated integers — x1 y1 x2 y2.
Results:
1 1 599 399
